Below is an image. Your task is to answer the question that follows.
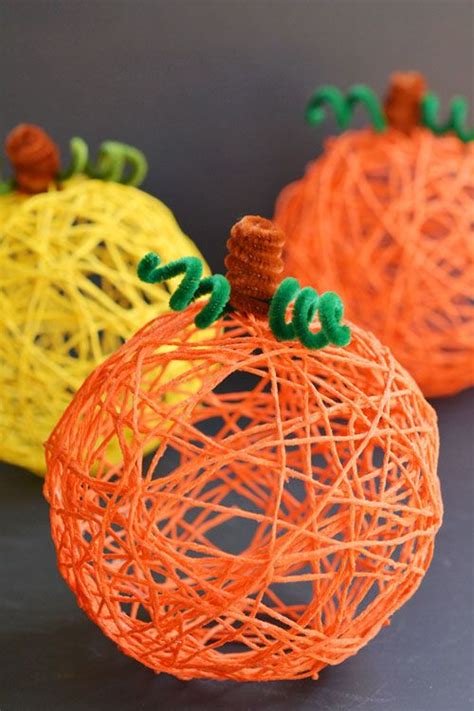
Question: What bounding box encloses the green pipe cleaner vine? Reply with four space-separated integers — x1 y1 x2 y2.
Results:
0 136 148 193
137 255 351 350
305 83 473 142
305 84 387 133
269 278 351 349
0 169 14 195
137 253 231 329
61 138 149 185
421 92 474 143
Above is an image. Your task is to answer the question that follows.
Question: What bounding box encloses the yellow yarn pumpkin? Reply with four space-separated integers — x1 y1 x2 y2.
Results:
0 175 209 475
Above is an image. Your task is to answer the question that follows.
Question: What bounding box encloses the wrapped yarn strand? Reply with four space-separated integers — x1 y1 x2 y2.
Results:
276 71 474 397
46 215 442 681
0 123 210 474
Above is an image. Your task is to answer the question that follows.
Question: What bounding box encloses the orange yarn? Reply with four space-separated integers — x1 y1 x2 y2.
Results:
45 303 442 681
275 127 474 398
5 123 60 193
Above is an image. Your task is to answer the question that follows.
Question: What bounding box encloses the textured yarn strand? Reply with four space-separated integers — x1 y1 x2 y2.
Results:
45 305 442 682
275 127 474 397
0 179 210 474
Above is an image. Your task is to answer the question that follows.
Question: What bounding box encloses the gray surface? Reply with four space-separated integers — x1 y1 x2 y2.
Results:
0 1 473 709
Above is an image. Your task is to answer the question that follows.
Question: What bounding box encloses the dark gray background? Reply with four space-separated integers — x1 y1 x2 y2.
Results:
1 0 473 272
0 1 473 710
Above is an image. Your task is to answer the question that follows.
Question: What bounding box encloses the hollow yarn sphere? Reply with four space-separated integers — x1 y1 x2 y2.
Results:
45 303 442 681
0 178 208 474
275 128 474 397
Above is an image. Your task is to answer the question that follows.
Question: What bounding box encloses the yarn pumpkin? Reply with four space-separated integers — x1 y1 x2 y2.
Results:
45 216 442 682
0 124 209 475
275 72 474 398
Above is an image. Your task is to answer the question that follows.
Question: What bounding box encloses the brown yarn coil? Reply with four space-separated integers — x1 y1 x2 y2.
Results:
225 215 285 316
5 123 60 193
383 71 427 134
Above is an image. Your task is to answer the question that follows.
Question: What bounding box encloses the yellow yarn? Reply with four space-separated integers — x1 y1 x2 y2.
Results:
0 189 26 225
0 178 209 475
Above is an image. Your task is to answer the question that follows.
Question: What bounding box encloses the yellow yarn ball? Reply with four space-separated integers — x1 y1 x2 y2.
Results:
0 178 209 475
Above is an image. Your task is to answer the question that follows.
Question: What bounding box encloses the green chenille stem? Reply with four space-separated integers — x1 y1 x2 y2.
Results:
292 287 330 349
305 84 386 133
305 85 349 129
57 137 89 181
0 159 14 194
138 256 350 348
269 278 351 350
1 130 147 190
54 137 148 185
86 141 148 186
268 276 299 340
193 275 231 329
317 291 351 347
421 92 474 143
346 84 387 132
0 177 14 195
137 253 231 329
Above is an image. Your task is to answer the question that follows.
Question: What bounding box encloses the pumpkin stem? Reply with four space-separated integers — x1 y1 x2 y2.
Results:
5 123 60 194
383 71 427 134
224 215 285 317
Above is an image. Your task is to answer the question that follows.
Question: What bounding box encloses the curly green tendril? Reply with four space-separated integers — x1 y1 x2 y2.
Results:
137 255 351 350
0 169 14 195
137 253 231 329
0 137 148 193
305 84 387 133
421 92 474 143
59 138 148 186
269 278 351 349
305 83 473 143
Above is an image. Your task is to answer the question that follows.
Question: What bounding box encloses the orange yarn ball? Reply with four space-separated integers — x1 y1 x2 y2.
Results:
275 127 474 398
45 303 442 681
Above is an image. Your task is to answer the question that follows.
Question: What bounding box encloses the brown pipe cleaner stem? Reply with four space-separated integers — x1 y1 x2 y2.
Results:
5 124 60 194
383 71 428 134
225 215 285 317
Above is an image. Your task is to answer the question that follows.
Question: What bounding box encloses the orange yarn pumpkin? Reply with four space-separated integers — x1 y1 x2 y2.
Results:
45 296 442 680
275 76 474 398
